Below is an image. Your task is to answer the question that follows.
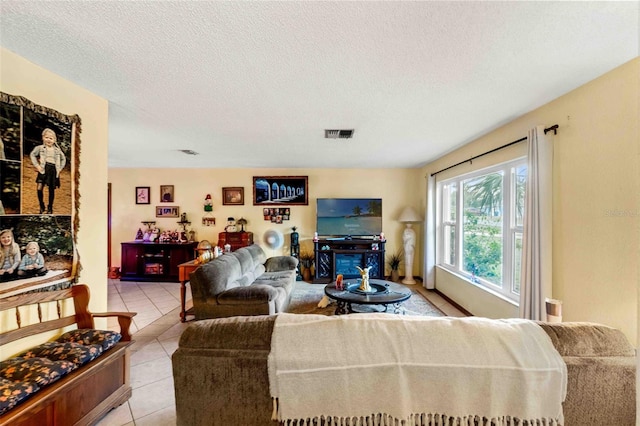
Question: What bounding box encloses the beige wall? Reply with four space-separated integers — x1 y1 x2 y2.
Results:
3 47 636 347
1 48 109 355
109 168 422 275
420 58 639 346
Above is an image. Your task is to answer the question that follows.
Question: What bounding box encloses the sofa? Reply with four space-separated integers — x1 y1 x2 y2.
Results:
189 244 298 319
172 315 636 426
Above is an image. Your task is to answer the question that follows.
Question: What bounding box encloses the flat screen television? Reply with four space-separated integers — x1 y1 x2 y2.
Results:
316 198 382 238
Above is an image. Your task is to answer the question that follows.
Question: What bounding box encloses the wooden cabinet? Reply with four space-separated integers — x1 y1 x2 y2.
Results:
120 243 144 279
313 238 386 284
120 241 197 282
217 232 254 251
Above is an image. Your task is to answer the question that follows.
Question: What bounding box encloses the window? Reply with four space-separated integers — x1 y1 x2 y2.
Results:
438 159 526 302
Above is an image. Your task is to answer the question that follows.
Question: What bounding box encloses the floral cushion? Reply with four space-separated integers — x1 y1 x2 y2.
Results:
19 342 103 366
0 377 40 415
0 357 76 387
56 329 121 351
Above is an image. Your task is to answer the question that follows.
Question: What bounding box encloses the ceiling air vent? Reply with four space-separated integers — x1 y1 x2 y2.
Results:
324 129 354 139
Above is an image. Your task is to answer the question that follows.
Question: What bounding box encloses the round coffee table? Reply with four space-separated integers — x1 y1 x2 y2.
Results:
324 278 412 315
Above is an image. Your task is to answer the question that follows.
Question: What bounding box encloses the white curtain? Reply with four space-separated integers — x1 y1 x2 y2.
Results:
424 174 436 289
519 125 553 320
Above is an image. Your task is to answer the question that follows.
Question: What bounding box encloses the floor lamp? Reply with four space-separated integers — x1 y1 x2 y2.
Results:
398 206 422 285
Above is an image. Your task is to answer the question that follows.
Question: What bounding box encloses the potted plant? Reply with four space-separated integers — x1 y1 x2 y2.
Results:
299 250 315 282
387 251 403 282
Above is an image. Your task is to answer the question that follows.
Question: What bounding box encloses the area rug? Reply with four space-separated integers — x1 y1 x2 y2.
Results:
286 281 444 316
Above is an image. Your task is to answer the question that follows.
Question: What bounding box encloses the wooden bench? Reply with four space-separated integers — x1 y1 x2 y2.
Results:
0 284 136 426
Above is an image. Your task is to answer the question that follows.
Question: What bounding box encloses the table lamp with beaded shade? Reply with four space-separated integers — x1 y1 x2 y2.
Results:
398 206 422 285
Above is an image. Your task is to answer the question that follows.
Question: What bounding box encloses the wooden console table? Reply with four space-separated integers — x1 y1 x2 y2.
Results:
178 260 198 322
120 241 197 282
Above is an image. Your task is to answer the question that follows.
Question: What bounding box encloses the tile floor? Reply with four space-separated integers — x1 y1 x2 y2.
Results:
97 279 467 425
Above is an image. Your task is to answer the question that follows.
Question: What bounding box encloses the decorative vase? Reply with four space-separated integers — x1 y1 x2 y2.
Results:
391 270 400 282
302 267 312 282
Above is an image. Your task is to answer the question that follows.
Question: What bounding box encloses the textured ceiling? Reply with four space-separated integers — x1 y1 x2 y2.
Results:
1 1 638 169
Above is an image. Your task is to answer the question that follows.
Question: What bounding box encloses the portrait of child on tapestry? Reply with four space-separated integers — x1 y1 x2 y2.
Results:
30 128 67 214
18 241 48 278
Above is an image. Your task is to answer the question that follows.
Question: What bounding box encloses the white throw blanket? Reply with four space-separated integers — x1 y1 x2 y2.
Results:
268 313 567 426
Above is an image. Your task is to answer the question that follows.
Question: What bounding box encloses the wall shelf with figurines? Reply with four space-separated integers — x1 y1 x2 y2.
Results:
175 213 196 242
177 213 191 230
136 221 158 242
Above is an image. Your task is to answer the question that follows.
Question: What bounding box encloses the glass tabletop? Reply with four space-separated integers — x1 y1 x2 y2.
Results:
324 278 411 305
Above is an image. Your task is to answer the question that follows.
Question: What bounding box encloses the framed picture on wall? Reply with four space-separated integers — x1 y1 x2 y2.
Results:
156 206 179 218
136 186 150 204
160 185 174 202
222 187 244 205
252 176 308 205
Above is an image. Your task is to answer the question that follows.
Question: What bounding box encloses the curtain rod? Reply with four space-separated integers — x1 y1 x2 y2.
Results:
430 124 559 177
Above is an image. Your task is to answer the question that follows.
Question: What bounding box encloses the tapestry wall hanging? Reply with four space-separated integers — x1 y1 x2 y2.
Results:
0 92 80 297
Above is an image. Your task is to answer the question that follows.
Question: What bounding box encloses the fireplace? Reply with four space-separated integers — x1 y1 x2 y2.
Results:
334 253 365 278
313 238 385 283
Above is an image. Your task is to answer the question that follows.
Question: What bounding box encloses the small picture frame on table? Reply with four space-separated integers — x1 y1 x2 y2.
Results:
136 186 150 205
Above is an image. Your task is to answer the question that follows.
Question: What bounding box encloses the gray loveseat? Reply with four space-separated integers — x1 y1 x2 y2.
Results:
189 244 298 319
172 315 636 426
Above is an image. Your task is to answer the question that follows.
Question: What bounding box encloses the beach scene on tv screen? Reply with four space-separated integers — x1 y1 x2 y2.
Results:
316 198 382 236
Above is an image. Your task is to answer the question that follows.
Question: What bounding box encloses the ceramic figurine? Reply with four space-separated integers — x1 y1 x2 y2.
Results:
336 274 344 290
356 266 372 292
225 217 237 232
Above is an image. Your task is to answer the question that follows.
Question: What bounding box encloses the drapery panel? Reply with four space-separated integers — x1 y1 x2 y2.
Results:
519 125 553 320
424 174 436 289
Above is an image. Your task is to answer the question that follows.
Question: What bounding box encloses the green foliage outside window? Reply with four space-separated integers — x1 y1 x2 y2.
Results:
463 214 502 285
462 172 504 286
